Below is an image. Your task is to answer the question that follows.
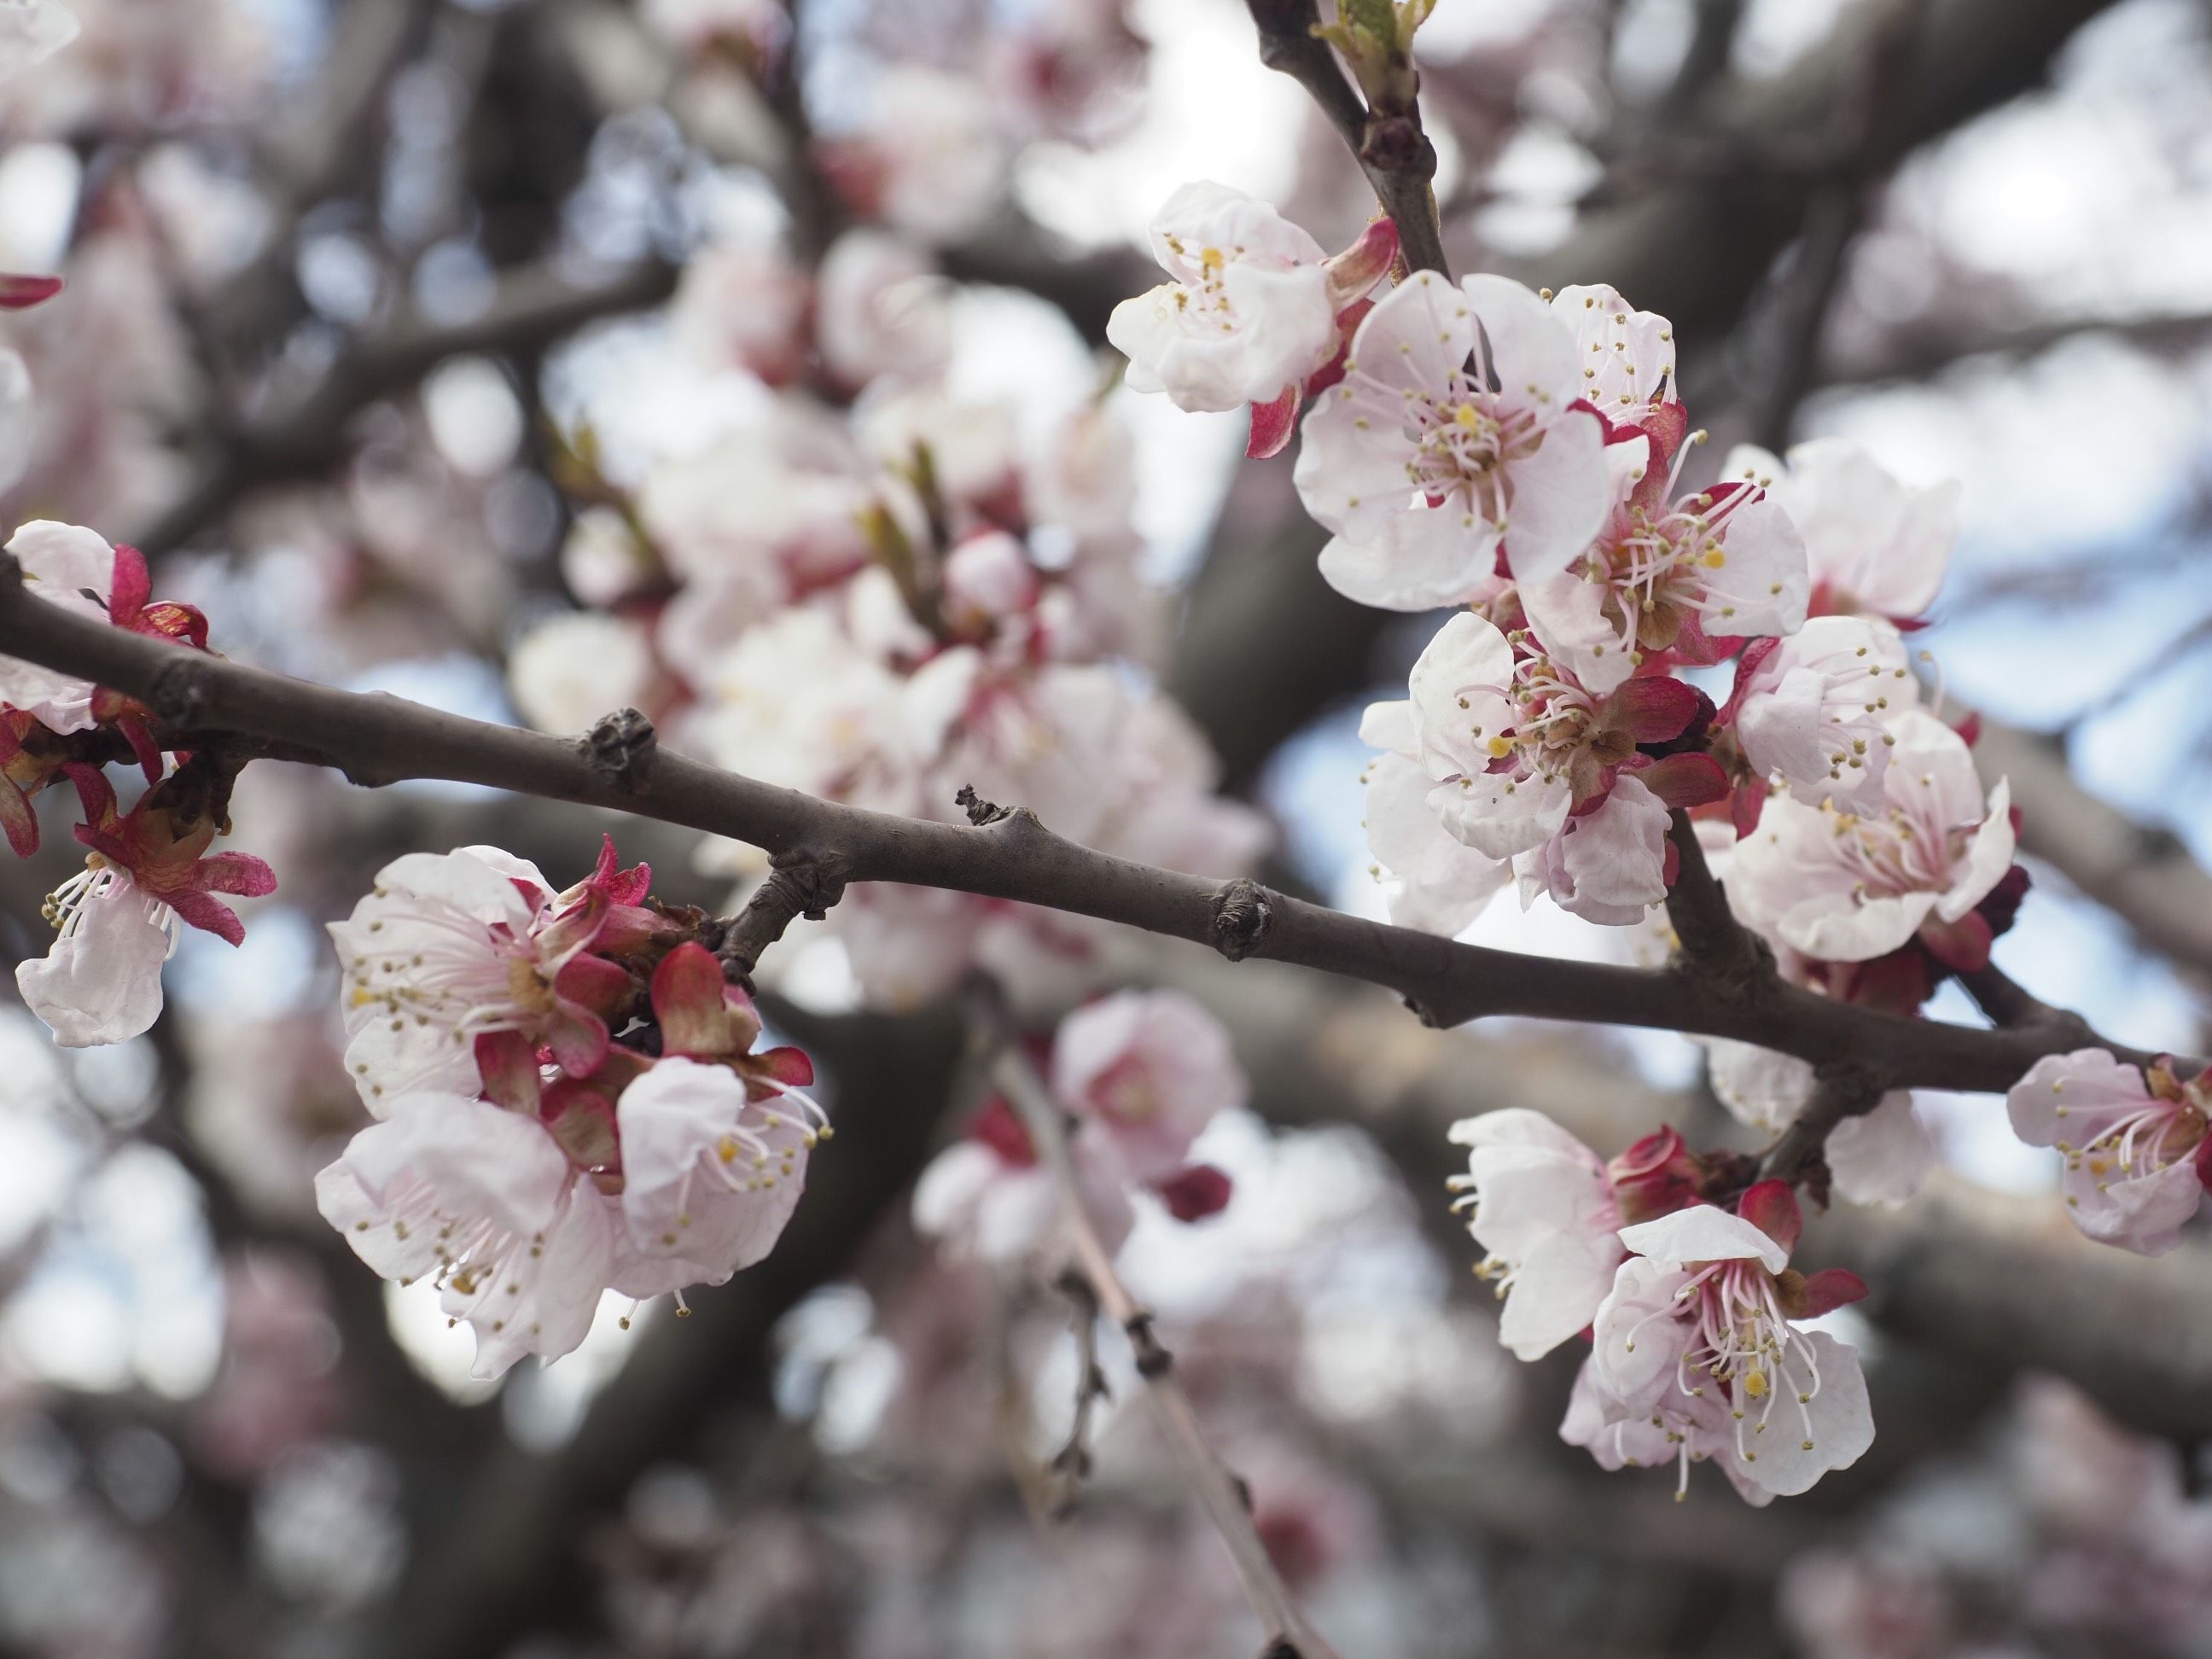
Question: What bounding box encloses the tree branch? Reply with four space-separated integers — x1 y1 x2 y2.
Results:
0 567 2160 1095
1245 0 1450 276
1759 1063 1883 1185
989 1040 1339 1659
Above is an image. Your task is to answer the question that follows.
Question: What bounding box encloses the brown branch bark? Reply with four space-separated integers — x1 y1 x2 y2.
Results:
0 564 2162 1097
990 1042 1340 1659
1245 0 1450 276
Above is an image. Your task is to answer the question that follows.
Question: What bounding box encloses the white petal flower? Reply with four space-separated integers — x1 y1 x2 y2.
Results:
2007 1050 2209 1255
610 1057 822 1296
1727 708 2013 963
15 864 177 1046
1445 1109 1625 1360
1722 438 1957 620
1296 271 1608 608
1512 773 1670 927
315 1093 614 1378
1107 181 1336 413
1051 989 1244 1184
1825 1093 1936 1208
507 612 657 736
1732 615 1916 814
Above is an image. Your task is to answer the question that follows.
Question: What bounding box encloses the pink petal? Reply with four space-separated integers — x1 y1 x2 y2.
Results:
1736 1179 1802 1255
1245 386 1301 460
192 850 278 897
0 273 61 309
166 888 246 945
106 545 151 626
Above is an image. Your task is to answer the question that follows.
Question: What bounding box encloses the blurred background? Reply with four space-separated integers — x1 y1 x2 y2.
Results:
1 0 2211 1654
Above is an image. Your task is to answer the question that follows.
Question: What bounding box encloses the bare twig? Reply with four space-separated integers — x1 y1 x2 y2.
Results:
0 564 2167 1096
1045 1268 1109 1515
1663 811 1771 996
989 1041 1337 1658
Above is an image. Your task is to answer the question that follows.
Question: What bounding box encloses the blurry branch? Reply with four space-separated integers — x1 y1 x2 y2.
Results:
1969 717 2212 986
1512 0 2124 341
1816 304 2212 390
0 568 2173 1096
989 1037 1342 1659
201 0 436 351
1652 0 1746 122
133 256 678 556
1740 183 1861 448
1246 0 1451 276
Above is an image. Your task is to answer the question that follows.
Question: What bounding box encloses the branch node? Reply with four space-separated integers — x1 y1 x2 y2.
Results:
1124 1313 1173 1378
955 783 1010 825
582 707 657 791
716 847 849 985
149 656 216 726
1359 114 1432 174
1210 878 1274 962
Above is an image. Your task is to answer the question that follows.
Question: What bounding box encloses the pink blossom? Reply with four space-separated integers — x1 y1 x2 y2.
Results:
331 839 660 1108
670 243 812 387
1726 708 2015 968
911 1095 1135 1264
1448 1111 1700 1359
315 1091 615 1377
1516 416 1807 696
2007 1049 2210 1255
1585 1183 1873 1499
1051 989 1244 1183
1295 270 1609 608
1723 614 1916 818
816 229 949 388
1723 438 1958 623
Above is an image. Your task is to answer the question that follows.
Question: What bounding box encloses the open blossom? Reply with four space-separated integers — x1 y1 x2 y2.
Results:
331 839 664 1108
1051 989 1244 1183
2008 1049 2211 1255
1584 1183 1873 1500
1721 614 1915 820
1107 182 1394 454
670 243 812 386
815 66 1008 244
1296 270 1609 610
1727 708 2015 969
18 760 276 1046
1722 438 1958 623
1705 1041 1936 1207
913 1094 1135 1264
1516 416 1807 696
1362 610 1725 925
1446 1110 1698 1360
317 1091 616 1378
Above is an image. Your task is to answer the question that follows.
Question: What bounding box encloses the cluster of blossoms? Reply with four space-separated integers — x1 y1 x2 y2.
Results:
1109 181 2059 1504
913 989 1244 1261
1451 1110 1871 1504
518 242 1263 1013
0 520 278 1047
317 840 827 1376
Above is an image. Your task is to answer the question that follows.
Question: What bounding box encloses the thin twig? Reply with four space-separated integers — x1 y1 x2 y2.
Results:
1245 0 1450 276
1663 811 1771 997
1760 1063 1883 1185
0 568 2168 1094
1045 1268 1108 1516
989 1041 1338 1659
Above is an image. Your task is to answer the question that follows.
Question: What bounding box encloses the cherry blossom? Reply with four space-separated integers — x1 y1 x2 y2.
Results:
1551 282 1676 419
315 1091 615 1378
816 230 949 389
815 66 1009 244
1516 414 1807 696
912 1094 1136 1264
1445 1109 1697 1360
1726 707 2016 969
1295 270 1609 609
331 839 662 1109
1051 989 1244 1184
1107 182 1394 453
1586 1183 1874 1499
1360 610 1725 926
18 760 276 1046
507 612 660 737
1720 614 1916 821
2007 1049 2211 1255
1722 438 1959 623
0 519 125 734
670 243 812 387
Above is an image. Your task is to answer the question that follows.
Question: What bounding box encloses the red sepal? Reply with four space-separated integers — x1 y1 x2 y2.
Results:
1737 1179 1802 1255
